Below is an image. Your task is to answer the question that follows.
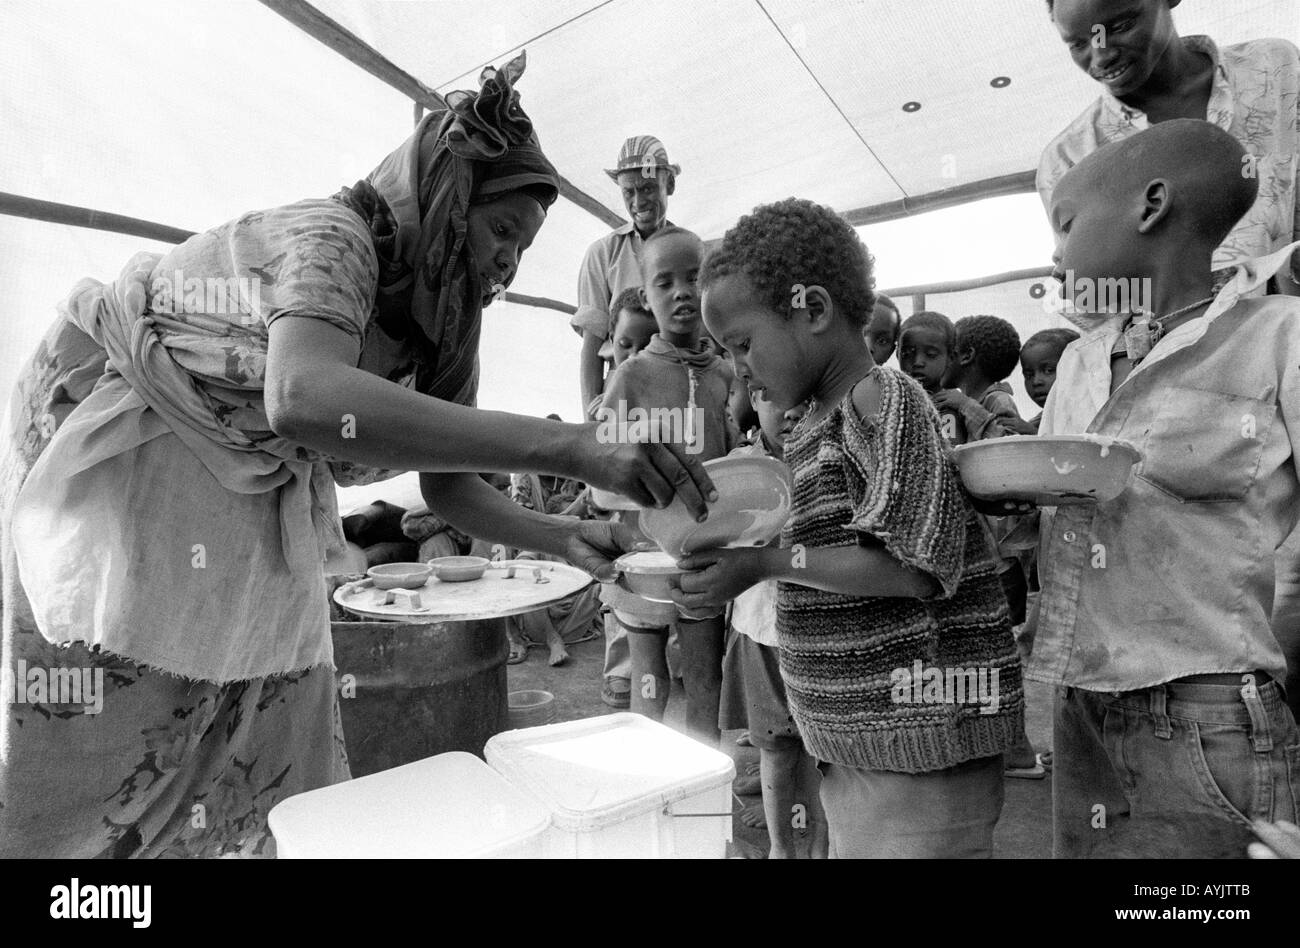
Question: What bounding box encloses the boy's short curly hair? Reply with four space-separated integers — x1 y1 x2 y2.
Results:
611 287 651 322
955 315 1022 382
900 310 956 351
700 198 876 328
1021 327 1080 357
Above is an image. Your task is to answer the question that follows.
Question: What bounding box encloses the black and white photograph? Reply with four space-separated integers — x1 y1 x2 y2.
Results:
1 0 1298 917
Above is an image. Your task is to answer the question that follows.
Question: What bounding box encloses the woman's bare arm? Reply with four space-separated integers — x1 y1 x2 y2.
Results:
264 315 716 516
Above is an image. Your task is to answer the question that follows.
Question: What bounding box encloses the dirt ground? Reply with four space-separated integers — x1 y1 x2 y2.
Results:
507 630 1054 858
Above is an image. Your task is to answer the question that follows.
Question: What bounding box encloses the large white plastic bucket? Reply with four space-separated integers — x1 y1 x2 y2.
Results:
268 751 551 858
485 713 735 858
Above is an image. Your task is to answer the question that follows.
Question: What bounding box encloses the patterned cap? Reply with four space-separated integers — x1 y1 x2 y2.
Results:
604 135 682 181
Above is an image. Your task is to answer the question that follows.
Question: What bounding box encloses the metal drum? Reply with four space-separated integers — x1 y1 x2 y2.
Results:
330 618 509 777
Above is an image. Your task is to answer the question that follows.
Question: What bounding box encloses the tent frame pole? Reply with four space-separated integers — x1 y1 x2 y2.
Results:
258 0 625 231
0 191 577 316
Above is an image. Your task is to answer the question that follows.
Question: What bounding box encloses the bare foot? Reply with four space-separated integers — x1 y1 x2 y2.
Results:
547 638 569 666
507 631 529 665
740 804 768 829
733 774 762 796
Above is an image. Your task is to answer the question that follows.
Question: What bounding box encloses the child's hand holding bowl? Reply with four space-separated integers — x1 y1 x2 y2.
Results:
670 547 768 612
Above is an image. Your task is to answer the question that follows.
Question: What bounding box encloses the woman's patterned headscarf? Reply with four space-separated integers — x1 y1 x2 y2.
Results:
333 51 559 407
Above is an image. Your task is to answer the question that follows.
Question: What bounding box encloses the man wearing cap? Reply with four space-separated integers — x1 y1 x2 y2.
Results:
573 136 681 708
573 135 681 414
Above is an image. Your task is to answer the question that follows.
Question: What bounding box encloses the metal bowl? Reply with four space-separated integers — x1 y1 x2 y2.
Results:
951 434 1141 505
367 562 433 590
428 555 490 582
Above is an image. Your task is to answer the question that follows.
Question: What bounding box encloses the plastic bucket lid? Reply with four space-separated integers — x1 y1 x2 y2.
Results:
268 751 551 858
485 713 736 832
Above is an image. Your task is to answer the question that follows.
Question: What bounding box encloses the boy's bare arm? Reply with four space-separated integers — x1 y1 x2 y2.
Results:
934 388 1026 440
673 541 939 610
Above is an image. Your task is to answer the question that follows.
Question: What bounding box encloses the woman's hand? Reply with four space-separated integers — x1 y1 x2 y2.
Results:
670 547 768 612
577 426 718 522
560 517 652 582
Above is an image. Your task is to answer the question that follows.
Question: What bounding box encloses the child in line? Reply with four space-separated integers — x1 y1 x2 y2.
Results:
679 198 1024 857
718 388 826 858
1018 328 1079 433
1037 119 1300 857
589 287 658 708
934 315 1033 444
1005 328 1079 698
598 225 738 744
864 291 902 367
938 315 1044 778
586 288 657 420
897 310 968 443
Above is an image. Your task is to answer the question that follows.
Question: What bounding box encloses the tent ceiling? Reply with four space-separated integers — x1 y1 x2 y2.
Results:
312 0 1299 238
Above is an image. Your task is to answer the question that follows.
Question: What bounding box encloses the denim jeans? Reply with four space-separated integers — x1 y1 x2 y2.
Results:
1053 676 1300 858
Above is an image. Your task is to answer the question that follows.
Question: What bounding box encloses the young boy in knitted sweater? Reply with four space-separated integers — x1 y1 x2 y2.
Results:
676 199 1024 857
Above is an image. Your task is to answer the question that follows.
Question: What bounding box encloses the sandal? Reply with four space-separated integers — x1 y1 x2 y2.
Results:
601 677 631 709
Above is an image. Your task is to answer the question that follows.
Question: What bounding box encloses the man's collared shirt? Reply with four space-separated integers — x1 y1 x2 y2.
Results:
570 221 670 343
1031 244 1300 690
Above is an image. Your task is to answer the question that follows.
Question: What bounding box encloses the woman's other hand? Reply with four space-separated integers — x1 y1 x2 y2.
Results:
560 517 652 582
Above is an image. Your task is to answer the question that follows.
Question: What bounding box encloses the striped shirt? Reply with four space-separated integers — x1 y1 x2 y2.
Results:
776 366 1023 773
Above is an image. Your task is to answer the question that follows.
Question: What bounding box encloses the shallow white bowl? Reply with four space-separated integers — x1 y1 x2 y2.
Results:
427 555 490 582
614 551 682 603
366 562 432 590
951 434 1141 505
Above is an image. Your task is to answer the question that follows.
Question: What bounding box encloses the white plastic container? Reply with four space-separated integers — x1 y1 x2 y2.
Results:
268 751 551 858
485 713 735 858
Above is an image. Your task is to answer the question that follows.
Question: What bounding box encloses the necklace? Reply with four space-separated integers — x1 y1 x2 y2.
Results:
1122 295 1215 363
662 345 702 449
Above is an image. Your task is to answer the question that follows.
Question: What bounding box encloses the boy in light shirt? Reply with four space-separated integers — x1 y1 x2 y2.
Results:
1036 119 1300 857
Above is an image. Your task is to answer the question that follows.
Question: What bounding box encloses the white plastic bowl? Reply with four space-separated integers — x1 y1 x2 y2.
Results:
640 456 792 556
614 551 682 603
